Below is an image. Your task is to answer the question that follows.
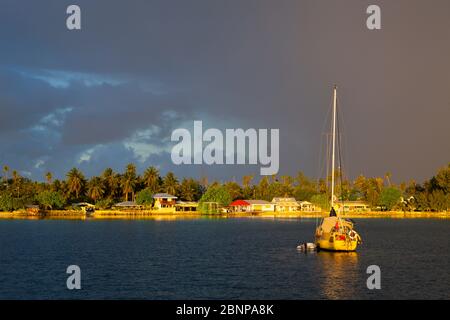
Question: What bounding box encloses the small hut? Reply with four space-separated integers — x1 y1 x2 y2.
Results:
25 204 40 215
175 201 199 212
72 202 96 215
113 201 144 210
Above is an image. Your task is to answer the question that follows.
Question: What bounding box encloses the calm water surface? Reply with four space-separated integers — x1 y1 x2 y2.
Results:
0 218 448 299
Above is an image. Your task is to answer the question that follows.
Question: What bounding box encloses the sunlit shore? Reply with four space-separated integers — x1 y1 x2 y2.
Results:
1 210 449 220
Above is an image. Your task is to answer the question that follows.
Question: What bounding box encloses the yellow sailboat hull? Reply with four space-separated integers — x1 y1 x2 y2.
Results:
316 237 358 252
314 216 361 252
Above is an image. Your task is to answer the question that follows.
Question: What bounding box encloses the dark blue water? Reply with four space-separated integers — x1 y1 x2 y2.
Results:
0 218 448 299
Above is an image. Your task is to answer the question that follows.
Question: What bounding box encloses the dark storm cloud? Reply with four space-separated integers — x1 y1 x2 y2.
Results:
0 67 68 133
0 0 449 182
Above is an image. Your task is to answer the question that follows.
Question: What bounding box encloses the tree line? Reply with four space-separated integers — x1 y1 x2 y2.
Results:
0 163 449 212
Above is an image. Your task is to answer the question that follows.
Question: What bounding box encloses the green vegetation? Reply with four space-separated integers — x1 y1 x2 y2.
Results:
379 187 402 211
136 188 154 207
122 163 137 201
310 194 330 212
142 166 161 193
0 193 14 212
0 162 449 213
94 198 114 210
179 178 203 201
36 191 65 210
162 172 179 195
198 184 232 214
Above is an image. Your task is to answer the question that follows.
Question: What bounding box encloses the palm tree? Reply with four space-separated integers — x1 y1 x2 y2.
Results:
200 176 209 188
66 168 86 200
3 165 9 184
318 178 328 194
241 175 255 199
87 177 105 202
385 172 392 187
179 178 194 201
45 172 53 185
224 181 243 201
143 166 160 192
242 175 254 188
163 172 179 195
101 168 115 199
121 163 137 201
111 173 122 199
257 176 270 200
52 179 62 193
12 170 19 185
179 178 202 201
10 170 21 198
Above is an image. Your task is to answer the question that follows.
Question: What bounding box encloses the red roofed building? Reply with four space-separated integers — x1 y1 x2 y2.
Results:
229 200 251 212
229 200 275 212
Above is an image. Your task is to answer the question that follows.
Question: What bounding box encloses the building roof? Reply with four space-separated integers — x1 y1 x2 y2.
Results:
72 202 95 207
175 201 198 207
114 201 139 207
275 202 299 206
272 197 297 203
229 200 250 206
298 201 312 205
245 200 272 205
337 201 369 206
153 193 177 199
271 198 300 206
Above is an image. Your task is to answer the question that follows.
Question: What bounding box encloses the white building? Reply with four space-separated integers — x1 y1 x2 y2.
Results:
298 201 318 212
272 197 300 212
245 200 275 212
153 193 178 209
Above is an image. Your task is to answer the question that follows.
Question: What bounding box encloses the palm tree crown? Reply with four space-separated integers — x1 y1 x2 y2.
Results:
163 172 179 195
87 176 105 202
66 168 86 199
143 166 160 192
121 163 137 201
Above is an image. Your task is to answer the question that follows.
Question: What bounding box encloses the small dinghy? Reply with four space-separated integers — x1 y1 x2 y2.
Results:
297 242 317 252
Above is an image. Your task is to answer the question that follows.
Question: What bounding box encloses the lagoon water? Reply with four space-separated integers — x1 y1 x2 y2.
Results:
0 217 448 299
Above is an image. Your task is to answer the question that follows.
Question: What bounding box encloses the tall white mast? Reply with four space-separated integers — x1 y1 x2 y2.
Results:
331 85 337 208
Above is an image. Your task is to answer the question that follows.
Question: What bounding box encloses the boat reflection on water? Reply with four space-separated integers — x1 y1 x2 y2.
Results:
316 251 360 299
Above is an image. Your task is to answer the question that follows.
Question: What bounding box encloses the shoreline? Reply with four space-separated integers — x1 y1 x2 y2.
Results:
0 209 449 220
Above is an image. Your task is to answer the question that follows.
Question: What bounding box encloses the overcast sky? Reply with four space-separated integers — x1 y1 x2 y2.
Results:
0 0 449 183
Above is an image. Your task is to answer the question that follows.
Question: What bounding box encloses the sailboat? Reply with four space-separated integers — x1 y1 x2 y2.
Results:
314 85 362 252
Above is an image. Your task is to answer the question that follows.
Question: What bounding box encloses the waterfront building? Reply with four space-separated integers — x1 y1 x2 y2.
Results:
113 201 143 210
201 201 221 214
246 200 275 212
335 200 370 213
153 193 178 209
229 199 275 212
298 201 318 212
272 197 300 212
72 202 96 214
175 201 198 212
229 199 251 212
